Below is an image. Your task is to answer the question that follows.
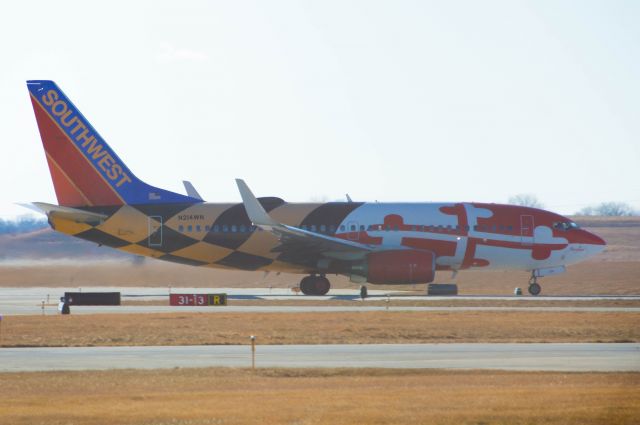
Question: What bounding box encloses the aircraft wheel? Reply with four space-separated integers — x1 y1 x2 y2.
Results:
528 282 541 296
360 285 368 299
313 276 331 296
300 276 315 295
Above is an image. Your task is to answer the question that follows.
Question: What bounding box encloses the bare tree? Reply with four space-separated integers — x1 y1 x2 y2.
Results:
578 202 636 216
508 194 544 209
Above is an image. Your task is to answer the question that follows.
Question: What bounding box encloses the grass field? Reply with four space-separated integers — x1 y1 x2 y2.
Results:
2 311 638 347
1 368 638 425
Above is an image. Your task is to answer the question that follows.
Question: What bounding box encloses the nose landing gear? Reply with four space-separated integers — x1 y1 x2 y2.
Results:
528 272 541 296
299 275 331 296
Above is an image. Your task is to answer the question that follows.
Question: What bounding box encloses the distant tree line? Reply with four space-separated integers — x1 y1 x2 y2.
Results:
577 202 637 216
508 194 544 209
508 194 638 216
0 217 48 234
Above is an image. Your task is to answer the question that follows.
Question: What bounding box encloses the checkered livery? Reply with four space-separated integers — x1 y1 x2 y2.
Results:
50 201 363 273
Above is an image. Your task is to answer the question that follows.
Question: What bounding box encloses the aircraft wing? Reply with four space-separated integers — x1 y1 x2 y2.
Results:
22 202 108 225
236 179 373 261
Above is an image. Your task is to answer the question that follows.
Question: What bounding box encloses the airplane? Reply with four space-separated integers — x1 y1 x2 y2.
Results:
25 80 606 296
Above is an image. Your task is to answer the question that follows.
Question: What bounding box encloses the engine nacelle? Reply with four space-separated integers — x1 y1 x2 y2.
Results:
350 249 436 285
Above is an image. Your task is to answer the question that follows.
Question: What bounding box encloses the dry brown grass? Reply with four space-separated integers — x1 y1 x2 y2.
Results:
0 368 638 425
2 311 638 347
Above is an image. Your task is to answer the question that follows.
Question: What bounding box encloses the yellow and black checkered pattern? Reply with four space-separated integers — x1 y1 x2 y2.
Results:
50 199 363 273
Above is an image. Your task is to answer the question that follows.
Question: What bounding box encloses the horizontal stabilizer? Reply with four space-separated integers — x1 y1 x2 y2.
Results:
24 202 107 225
183 180 203 201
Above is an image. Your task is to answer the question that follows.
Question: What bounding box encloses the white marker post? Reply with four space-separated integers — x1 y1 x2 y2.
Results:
250 335 256 370
0 314 3 346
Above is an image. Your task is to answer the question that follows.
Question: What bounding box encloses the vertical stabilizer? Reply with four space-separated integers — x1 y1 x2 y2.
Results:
27 80 201 207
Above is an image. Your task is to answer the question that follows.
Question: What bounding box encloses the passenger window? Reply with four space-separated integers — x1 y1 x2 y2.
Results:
507 225 513 232
359 225 365 231
178 225 184 232
213 225 219 232
196 225 201 232
187 225 193 232
310 225 316 232
329 225 336 233
239 224 246 233
231 225 237 233
320 224 327 233
350 225 356 231
205 225 210 232
222 225 228 232
340 225 345 232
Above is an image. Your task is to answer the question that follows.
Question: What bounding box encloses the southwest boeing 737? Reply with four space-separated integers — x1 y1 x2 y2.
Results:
25 80 606 296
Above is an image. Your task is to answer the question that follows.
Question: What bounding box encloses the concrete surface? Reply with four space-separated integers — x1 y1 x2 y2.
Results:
1 343 638 372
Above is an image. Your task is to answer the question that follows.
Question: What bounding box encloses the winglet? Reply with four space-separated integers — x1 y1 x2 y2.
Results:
235 179 278 226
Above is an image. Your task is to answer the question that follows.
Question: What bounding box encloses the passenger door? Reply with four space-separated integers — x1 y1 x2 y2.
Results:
520 215 534 246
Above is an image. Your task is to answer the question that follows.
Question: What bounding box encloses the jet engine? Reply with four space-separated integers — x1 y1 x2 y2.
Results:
350 249 436 284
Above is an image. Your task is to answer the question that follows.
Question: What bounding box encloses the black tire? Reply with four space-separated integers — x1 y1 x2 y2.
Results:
313 276 331 296
360 285 368 299
300 276 314 295
528 282 541 296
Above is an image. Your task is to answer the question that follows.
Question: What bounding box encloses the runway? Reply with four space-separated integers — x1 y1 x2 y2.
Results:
1 287 639 316
1 343 638 372
4 304 640 315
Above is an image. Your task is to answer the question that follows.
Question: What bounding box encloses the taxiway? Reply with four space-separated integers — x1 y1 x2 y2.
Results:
1 343 638 372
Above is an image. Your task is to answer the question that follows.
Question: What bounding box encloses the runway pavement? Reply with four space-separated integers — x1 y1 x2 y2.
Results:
1 287 639 315
4 304 640 315
1 343 638 372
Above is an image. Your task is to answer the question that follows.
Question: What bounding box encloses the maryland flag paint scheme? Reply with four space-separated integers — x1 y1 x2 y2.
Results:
26 80 607 295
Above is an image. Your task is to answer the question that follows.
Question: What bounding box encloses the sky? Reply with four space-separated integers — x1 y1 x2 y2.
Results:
1 0 638 218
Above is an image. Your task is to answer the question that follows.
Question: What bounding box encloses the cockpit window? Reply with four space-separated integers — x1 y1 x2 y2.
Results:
553 221 580 231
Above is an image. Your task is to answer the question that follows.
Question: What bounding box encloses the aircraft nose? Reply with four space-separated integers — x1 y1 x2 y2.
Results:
579 229 606 255
582 229 606 246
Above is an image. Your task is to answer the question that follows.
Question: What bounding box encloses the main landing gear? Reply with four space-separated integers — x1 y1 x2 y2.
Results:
360 285 368 299
299 274 331 296
528 272 542 296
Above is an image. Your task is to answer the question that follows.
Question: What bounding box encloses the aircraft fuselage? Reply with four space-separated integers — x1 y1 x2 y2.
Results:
51 200 605 279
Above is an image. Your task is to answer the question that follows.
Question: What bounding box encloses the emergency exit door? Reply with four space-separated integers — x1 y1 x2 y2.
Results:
148 216 163 247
